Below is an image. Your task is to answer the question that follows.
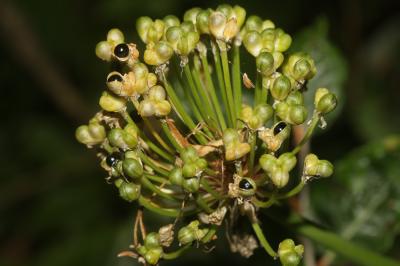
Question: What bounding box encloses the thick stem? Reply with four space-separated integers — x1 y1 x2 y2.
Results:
251 222 278 258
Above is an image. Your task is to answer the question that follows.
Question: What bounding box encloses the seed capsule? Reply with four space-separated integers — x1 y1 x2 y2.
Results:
106 152 122 167
113 43 130 60
107 72 123 83
238 177 257 197
273 121 287 136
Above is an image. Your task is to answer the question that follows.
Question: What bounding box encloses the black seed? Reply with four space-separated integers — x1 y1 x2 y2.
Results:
107 74 123 83
239 179 253 190
114 43 129 59
106 152 122 167
273 122 287 135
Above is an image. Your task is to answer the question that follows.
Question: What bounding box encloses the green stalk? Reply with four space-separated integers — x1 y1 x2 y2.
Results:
259 76 269 104
295 224 400 266
196 195 214 213
251 222 278 258
291 112 319 155
248 131 257 176
163 244 192 260
220 45 237 127
212 40 232 127
201 224 218 243
201 178 223 200
254 72 262 106
183 64 209 120
144 139 175 163
141 176 177 201
199 52 226 130
138 196 181 217
138 151 170 177
232 44 242 118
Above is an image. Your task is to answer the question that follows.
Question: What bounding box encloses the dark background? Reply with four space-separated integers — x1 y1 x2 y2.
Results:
1 0 400 265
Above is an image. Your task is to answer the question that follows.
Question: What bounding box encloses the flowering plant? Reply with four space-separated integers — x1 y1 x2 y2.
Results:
76 4 338 266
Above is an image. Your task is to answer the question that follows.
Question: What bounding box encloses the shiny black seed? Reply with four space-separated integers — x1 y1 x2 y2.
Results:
239 179 253 190
114 43 129 58
273 122 287 135
107 74 123 83
106 152 122 167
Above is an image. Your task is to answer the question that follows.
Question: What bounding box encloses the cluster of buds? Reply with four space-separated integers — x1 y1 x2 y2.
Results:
76 4 338 266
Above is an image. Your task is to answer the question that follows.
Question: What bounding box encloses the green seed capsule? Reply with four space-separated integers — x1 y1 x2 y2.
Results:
144 247 163 265
95 41 112 61
169 168 183 186
278 239 304 266
243 31 262 57
256 52 275 77
182 163 197 178
317 93 337 114
119 181 140 202
99 91 126 112
163 15 180 30
196 10 211 34
122 158 143 179
178 226 195 245
107 126 138 150
144 232 161 249
106 28 124 43
75 120 106 146
271 75 291 101
182 177 200 193
238 177 257 197
304 154 334 178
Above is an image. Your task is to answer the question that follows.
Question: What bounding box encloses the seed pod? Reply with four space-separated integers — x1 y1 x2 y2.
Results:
163 15 180 31
271 74 291 101
209 11 227 40
196 9 211 34
144 247 163 265
107 124 138 150
182 177 200 193
303 154 333 178
95 41 113 61
238 177 257 197
144 41 174 65
106 71 124 94
278 239 304 266
75 119 106 146
122 158 143 179
275 91 308 125
144 232 161 249
139 85 171 117
178 226 196 245
283 52 316 83
259 152 296 188
223 128 250 161
243 31 262 57
107 28 124 43
99 91 126 112
240 104 273 129
183 7 201 24
119 181 140 202
169 168 184 186
261 28 292 53
314 88 337 114
256 52 274 77
137 17 165 44
258 121 291 152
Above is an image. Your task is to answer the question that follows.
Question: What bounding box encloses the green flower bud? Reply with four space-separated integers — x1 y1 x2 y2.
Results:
259 152 296 188
314 88 337 114
238 177 257 197
244 15 263 32
144 247 163 265
182 177 200 193
178 220 208 245
169 168 183 186
75 119 106 146
119 181 140 202
233 5 246 28
223 128 250 161
256 52 274 77
145 232 161 249
240 104 273 129
271 74 291 101
303 154 334 179
144 41 173 65
243 31 262 57
261 28 291 52
107 124 138 150
99 91 126 112
275 92 307 125
122 158 143 179
283 52 316 83
278 239 304 266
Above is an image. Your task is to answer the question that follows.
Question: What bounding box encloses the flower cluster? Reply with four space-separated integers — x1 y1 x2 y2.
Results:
76 4 337 266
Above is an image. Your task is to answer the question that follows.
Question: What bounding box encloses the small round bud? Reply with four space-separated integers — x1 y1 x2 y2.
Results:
182 163 197 178
144 41 173 65
122 158 143 179
75 120 106 146
144 247 163 265
314 88 337 114
119 181 140 202
99 91 126 112
243 31 262 57
304 154 334 178
183 7 201 24
196 10 211 34
163 15 180 30
107 126 138 150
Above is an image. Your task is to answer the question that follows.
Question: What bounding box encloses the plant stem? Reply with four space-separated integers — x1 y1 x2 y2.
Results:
212 40 232 127
254 72 262 106
138 196 182 217
160 119 184 153
201 224 218 243
143 118 174 154
138 150 170 177
232 44 242 119
201 178 223 200
248 131 257 176
292 112 320 155
196 195 214 213
251 222 278 258
140 176 177 201
144 138 175 163
220 44 237 127
163 244 192 260
199 52 226 130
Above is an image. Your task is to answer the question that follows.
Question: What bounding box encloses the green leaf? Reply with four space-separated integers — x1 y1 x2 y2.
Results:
290 17 348 130
310 135 400 255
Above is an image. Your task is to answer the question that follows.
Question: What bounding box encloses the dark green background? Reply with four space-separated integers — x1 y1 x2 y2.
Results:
1 0 399 265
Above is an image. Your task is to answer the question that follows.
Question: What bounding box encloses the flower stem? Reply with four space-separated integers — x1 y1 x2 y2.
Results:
163 244 192 260
232 44 242 119
220 44 237 127
248 131 257 176
254 72 262 106
140 176 177 201
251 222 278 258
292 112 320 155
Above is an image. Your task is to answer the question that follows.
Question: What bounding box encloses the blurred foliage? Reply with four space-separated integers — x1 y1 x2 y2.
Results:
0 0 399 266
310 135 400 262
